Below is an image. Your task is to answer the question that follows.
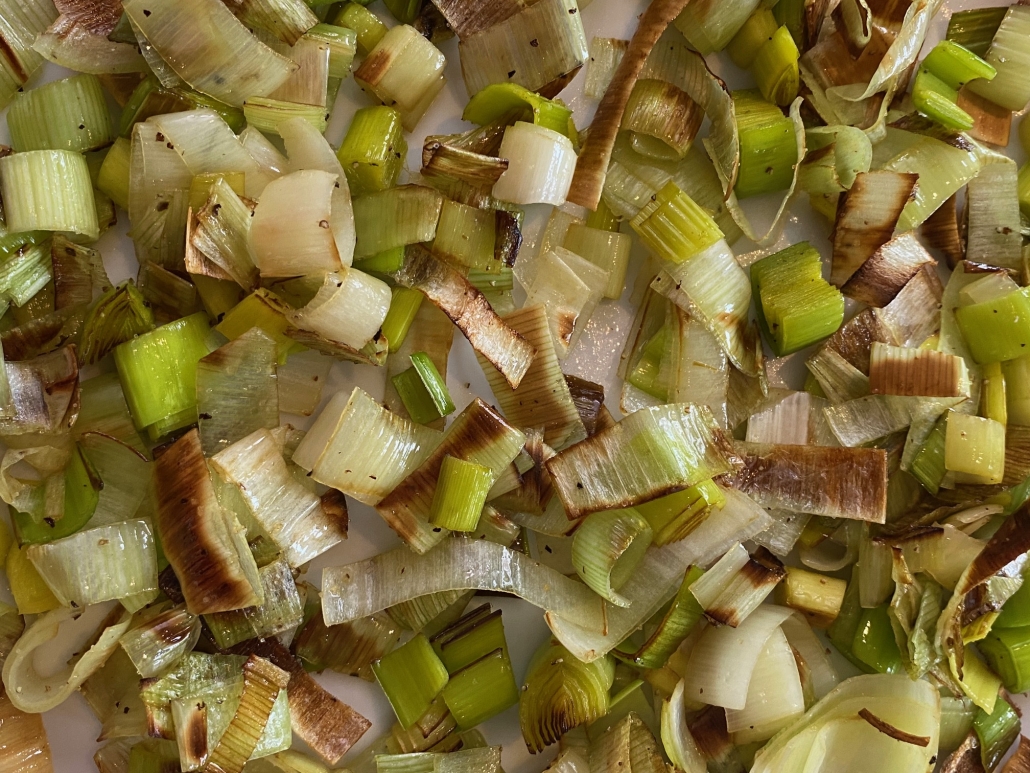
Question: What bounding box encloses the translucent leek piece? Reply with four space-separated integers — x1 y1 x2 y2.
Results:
622 79 702 159
0 150 99 240
546 403 732 520
956 286 1030 364
7 544 60 615
120 603 201 678
211 427 348 567
277 350 331 417
321 539 603 630
689 542 785 627
868 343 968 398
215 289 305 364
114 312 212 438
7 74 113 153
196 328 279 457
294 387 442 505
441 650 518 730
122 0 297 107
635 480 725 546
631 181 722 264
353 186 443 260
0 241 54 308
336 106 407 195
333 3 387 55
289 268 392 351
562 224 630 301
373 633 449 729
492 122 576 206
979 626 1030 694
382 287 425 355
458 0 588 97
0 0 57 111
0 689 52 771
306 24 358 79
947 7 1007 58
243 97 329 135
753 25 800 107
225 0 317 46
751 242 845 357
392 352 455 426
725 627 804 744
733 90 798 199
968 6 1030 111
154 430 263 615
13 445 97 546
463 83 576 140
572 509 652 607
355 24 446 131
776 566 846 628
674 0 761 54
97 137 131 212
945 412 1005 485
294 609 399 677
431 200 497 272
205 560 303 650
79 281 155 366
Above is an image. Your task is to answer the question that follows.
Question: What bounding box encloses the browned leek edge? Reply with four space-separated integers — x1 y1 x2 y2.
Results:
921 193 965 268
840 232 937 308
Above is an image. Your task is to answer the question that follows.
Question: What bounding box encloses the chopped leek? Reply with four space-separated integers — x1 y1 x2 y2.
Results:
0 150 99 240
428 456 492 532
373 633 450 729
572 509 652 607
733 90 798 199
631 182 723 264
8 73 113 153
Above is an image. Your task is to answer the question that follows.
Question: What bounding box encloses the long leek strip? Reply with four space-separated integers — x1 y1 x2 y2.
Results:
396 246 535 390
27 520 157 608
355 24 446 132
212 428 348 567
967 6 1030 111
478 305 586 450
148 109 274 199
650 240 757 377
196 329 279 457
841 232 937 309
965 161 1022 270
154 430 263 615
122 0 296 107
232 637 371 766
120 604 201 679
0 346 79 437
690 543 785 627
0 151 98 240
7 74 112 153
376 399 525 553
546 403 731 520
723 441 888 523
322 539 604 630
288 268 391 353
882 132 982 231
868 344 968 398
751 675 940 773
546 487 772 662
568 0 696 209
203 655 291 773
295 388 442 504
830 170 918 287
2 606 132 713
0 689 53 771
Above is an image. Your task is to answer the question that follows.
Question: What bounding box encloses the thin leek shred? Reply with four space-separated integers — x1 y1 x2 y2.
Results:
3 605 132 713
965 161 1022 270
322 539 604 631
547 403 732 520
396 246 535 389
723 441 888 523
212 427 347 568
458 0 588 98
520 639 613 753
294 387 442 505
122 0 297 107
478 305 586 450
375 399 525 553
196 329 279 457
546 487 772 662
120 604 202 678
841 232 937 309
27 520 157 608
830 170 918 287
690 543 785 627
154 430 263 615
0 684 53 771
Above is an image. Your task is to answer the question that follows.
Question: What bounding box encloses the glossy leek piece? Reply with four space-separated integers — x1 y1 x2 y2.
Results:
944 412 1005 485
979 626 1030 693
7 73 113 153
634 480 725 546
775 566 846 628
391 352 455 426
337 106 408 195
630 181 723 264
463 83 576 140
382 287 425 354
428 456 492 532
733 90 798 199
333 2 388 54
956 286 1030 364
372 633 450 729
572 509 653 607
752 26 799 106
441 649 518 730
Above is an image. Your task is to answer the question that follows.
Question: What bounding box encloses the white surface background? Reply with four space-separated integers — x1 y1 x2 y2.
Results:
1 0 1027 770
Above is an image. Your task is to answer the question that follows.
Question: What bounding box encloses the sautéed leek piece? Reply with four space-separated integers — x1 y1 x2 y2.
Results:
0 0 1029 772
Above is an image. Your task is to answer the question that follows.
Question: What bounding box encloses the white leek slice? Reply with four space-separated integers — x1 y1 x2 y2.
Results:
660 680 706 773
492 122 576 206
288 268 391 350
120 604 202 679
724 627 805 744
128 121 193 268
122 0 297 107
546 403 732 520
964 160 1022 270
651 240 757 377
321 539 605 631
27 520 158 609
293 387 442 505
2 606 133 713
149 109 275 198
750 674 940 773
280 116 355 266
250 170 343 277
689 542 784 627
211 428 348 568
967 5 1030 111
546 487 773 662
241 126 288 178
781 613 839 701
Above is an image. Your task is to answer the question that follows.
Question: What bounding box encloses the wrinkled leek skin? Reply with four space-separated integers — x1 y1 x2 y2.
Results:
373 633 450 729
8 74 113 154
0 150 99 241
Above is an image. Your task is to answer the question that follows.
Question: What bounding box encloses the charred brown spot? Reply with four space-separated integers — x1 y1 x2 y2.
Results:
354 48 394 87
688 704 734 761
319 489 349 537
0 34 27 82
858 708 930 747
182 702 209 763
